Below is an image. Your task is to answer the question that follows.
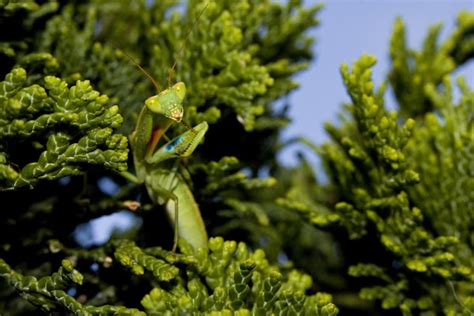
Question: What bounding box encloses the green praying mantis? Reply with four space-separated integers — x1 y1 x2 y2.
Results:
120 5 210 254
122 80 208 253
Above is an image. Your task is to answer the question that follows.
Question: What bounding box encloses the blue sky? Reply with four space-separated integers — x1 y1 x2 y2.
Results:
279 0 474 165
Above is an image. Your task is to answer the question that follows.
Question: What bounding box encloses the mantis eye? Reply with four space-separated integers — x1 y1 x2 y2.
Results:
173 82 186 100
145 96 161 112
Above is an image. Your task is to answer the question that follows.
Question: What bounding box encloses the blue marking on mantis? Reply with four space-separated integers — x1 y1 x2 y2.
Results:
166 136 183 152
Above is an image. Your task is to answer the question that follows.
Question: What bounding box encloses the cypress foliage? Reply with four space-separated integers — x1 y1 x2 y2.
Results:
1 1 472 315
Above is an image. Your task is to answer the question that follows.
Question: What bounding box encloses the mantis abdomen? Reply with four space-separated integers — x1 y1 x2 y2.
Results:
145 169 208 252
165 175 207 252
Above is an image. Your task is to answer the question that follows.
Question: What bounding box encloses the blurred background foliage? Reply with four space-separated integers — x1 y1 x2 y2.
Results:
0 0 472 315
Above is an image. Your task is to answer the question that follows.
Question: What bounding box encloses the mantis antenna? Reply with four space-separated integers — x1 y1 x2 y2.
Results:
167 2 210 87
122 50 162 93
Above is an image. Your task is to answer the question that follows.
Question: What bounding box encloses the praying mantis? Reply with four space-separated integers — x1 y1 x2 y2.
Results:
122 80 208 253
120 4 210 253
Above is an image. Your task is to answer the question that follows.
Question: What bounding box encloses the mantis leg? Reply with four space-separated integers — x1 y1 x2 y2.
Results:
162 133 171 142
148 177 180 253
119 171 141 184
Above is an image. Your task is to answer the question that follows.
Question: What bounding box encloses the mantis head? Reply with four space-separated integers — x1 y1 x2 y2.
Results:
145 82 186 122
